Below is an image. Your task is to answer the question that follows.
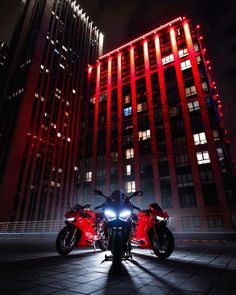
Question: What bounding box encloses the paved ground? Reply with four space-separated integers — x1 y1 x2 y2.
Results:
0 239 236 294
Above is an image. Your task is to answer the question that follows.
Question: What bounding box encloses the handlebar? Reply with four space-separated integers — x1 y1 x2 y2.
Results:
94 204 103 210
132 204 141 211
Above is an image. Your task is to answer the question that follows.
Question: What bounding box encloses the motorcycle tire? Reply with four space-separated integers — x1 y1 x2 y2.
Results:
56 226 78 256
150 227 175 259
96 240 108 251
111 230 123 267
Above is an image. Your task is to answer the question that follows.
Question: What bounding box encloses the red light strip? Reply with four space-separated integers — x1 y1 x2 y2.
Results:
117 53 123 187
99 17 183 60
130 46 141 193
143 40 161 199
105 58 112 193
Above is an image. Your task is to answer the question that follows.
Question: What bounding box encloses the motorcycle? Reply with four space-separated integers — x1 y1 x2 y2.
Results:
94 189 175 265
94 189 140 266
133 202 175 259
56 202 107 256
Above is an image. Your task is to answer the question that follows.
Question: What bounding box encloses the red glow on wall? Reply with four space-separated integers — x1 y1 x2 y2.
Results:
183 22 192 43
170 28 177 50
143 41 149 66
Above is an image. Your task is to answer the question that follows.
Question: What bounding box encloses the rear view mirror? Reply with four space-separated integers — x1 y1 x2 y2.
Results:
133 191 143 197
94 189 103 196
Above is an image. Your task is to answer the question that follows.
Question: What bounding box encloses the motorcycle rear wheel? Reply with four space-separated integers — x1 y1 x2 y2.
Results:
56 226 78 256
151 227 174 259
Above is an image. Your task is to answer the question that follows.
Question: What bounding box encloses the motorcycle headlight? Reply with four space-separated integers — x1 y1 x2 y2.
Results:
119 210 131 220
154 215 165 221
66 217 76 222
104 209 116 220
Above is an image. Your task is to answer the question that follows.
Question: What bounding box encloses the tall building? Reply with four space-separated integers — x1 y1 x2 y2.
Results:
79 17 235 232
0 0 103 221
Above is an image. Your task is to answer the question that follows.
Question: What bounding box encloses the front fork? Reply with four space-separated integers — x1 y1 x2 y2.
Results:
65 222 78 244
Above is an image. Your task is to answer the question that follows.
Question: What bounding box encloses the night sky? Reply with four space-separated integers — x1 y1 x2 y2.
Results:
0 0 235 162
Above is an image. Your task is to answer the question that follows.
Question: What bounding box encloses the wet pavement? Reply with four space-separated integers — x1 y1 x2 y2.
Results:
0 239 236 294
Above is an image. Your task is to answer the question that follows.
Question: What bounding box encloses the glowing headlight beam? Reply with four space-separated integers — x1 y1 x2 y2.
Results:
119 210 131 220
104 209 116 219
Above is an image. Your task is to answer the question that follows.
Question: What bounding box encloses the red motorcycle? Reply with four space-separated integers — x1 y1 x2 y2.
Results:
56 203 107 256
132 202 175 259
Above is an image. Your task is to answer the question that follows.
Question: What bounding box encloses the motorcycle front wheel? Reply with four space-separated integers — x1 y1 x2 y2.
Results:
150 226 175 259
111 230 123 267
56 226 78 256
96 231 108 251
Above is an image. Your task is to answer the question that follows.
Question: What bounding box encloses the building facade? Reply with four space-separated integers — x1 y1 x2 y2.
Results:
0 0 103 221
79 17 235 232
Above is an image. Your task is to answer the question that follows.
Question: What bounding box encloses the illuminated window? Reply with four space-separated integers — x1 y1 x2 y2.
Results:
213 129 220 141
188 100 200 112
193 132 207 145
181 59 191 71
90 97 95 104
123 95 131 104
196 55 201 64
185 85 197 97
178 48 188 58
85 171 92 182
196 151 211 164
216 148 224 161
162 54 174 65
99 92 107 101
123 107 132 116
202 82 208 91
137 102 147 112
125 148 134 159
125 181 136 193
125 165 132 176
138 129 150 141
193 43 199 51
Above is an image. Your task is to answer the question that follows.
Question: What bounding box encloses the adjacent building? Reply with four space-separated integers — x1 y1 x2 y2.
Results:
0 0 103 221
79 17 235 232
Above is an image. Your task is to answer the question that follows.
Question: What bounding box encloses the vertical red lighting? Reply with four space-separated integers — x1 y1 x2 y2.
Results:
92 63 101 194
169 27 207 227
117 53 123 187
143 40 161 202
183 21 231 228
130 46 141 193
154 34 180 216
106 58 112 193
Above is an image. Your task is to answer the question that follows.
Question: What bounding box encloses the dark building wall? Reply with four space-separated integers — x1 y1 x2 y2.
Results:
79 17 236 232
0 0 103 221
